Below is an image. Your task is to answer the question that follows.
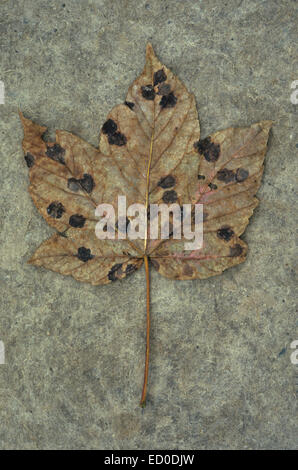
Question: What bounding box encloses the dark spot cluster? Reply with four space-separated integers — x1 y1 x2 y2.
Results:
77 246 94 262
208 182 217 191
235 168 249 182
157 174 176 189
47 201 65 219
46 143 65 164
194 137 220 162
162 189 178 203
197 174 205 180
125 264 137 275
154 68 167 86
102 119 117 135
102 119 127 146
216 167 249 184
67 173 94 194
24 152 35 168
160 92 177 109
69 214 86 228
108 263 123 282
141 85 155 100
157 83 171 96
217 226 234 241
217 168 235 183
141 69 177 109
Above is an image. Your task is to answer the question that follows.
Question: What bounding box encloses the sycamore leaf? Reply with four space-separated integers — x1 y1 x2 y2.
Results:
20 44 272 405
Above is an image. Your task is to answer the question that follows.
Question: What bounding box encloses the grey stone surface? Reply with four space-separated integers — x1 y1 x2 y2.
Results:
0 0 297 450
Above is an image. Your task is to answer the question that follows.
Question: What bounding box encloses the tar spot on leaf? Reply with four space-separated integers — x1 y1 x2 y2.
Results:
77 246 94 262
108 263 123 282
67 174 94 193
102 119 117 135
208 182 217 190
217 226 234 241
125 101 135 110
47 201 65 219
162 190 178 203
67 178 81 192
197 174 205 180
79 174 94 193
236 168 249 182
194 137 220 162
160 92 177 108
108 132 127 146
217 168 235 183
158 83 171 96
69 214 86 228
141 85 155 100
46 143 65 164
125 264 137 275
158 175 176 189
230 244 243 257
154 68 167 86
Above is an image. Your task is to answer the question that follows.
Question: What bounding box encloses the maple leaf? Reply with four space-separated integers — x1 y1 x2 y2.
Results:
20 44 272 406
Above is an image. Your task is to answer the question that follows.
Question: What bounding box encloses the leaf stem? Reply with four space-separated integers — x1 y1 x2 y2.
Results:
140 255 150 407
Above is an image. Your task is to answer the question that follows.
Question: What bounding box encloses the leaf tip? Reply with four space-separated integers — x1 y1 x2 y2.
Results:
146 42 157 61
18 111 47 138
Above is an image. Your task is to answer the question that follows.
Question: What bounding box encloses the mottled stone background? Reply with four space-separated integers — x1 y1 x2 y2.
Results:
0 0 297 450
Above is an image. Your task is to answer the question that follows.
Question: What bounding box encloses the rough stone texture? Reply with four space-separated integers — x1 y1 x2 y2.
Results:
0 0 297 450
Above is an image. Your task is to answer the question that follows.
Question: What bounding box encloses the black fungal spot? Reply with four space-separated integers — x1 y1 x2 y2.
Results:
102 119 117 135
208 183 217 190
194 137 220 162
141 85 155 100
158 175 176 189
108 132 127 146
24 152 35 168
236 168 249 182
162 190 178 203
217 168 235 183
47 202 65 219
217 226 234 241
125 264 137 275
160 92 177 109
125 101 135 110
108 263 123 282
79 174 94 193
157 83 171 96
154 68 167 86
67 178 81 192
46 143 65 164
69 214 86 228
197 174 205 180
77 246 94 262
230 244 243 257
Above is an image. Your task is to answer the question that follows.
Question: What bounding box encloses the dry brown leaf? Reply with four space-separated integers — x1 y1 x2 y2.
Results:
20 44 272 405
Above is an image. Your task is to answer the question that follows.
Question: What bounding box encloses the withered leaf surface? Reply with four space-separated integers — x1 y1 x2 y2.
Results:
20 44 272 405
